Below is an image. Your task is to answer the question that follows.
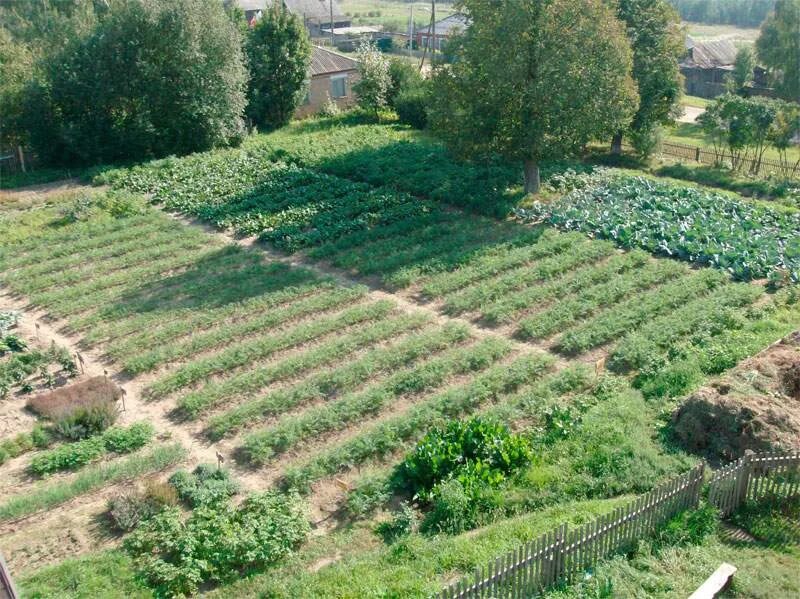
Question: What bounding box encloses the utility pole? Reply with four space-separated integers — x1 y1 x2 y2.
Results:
431 0 436 67
408 4 414 58
329 0 334 46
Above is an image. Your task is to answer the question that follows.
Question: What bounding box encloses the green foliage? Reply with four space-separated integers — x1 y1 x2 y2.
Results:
757 0 800 101
30 422 154 476
124 491 308 597
655 503 719 548
53 401 118 441
354 40 391 116
386 58 423 109
0 443 187 522
20 0 247 166
395 83 429 129
668 0 775 27
732 46 756 91
518 176 800 283
168 464 240 507
346 470 393 518
245 4 311 130
615 0 684 156
730 496 800 546
398 417 533 504
654 164 798 202
429 0 637 193
376 501 418 543
108 478 179 532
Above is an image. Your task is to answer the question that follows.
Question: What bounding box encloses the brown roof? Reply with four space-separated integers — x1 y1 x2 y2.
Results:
682 38 738 69
237 0 346 21
310 46 358 76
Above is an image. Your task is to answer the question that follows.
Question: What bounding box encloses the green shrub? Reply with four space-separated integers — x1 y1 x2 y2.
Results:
168 463 239 507
102 422 154 453
124 491 309 597
387 58 424 108
398 417 533 502
376 501 418 543
30 436 106 475
108 478 178 532
346 471 392 518
395 84 429 129
53 401 118 440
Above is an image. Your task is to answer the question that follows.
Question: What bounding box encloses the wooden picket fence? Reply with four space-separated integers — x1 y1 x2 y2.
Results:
658 140 799 178
434 450 800 599
434 464 705 599
708 451 800 518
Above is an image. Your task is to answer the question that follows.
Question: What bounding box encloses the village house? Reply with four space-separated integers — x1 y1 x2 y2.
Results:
295 46 360 118
237 0 350 37
680 37 738 98
415 13 468 52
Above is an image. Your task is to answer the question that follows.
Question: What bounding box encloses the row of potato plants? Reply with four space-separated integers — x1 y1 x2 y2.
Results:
517 176 800 285
182 313 433 422
240 336 510 465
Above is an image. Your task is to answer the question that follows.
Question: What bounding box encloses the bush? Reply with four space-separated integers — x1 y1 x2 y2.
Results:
395 84 429 129
124 491 308 597
398 417 533 502
27 376 121 420
168 463 239 507
21 0 247 166
346 471 392 518
376 501 418 543
53 401 118 441
102 422 154 453
108 477 178 532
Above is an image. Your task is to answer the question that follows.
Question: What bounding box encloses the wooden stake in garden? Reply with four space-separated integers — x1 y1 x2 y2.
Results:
119 387 127 412
76 352 85 374
34 322 40 341
216 451 225 470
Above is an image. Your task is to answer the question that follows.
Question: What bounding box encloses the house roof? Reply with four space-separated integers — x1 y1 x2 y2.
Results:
310 46 358 76
237 0 346 21
682 38 738 69
422 13 469 36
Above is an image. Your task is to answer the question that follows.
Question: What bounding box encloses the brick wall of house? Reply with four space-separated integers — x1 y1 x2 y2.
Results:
295 70 361 118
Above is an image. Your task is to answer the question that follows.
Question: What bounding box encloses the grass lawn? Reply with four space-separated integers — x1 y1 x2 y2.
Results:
339 0 457 29
682 22 760 43
681 94 711 109
665 122 800 163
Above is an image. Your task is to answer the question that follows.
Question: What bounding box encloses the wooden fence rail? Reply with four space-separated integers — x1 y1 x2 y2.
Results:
658 140 799 178
435 464 705 599
435 450 800 599
708 451 800 517
0 552 18 599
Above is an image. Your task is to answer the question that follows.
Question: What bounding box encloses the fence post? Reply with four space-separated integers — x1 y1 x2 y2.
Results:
735 452 753 510
695 146 701 162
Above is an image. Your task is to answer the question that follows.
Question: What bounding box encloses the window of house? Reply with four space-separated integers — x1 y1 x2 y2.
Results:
331 75 347 98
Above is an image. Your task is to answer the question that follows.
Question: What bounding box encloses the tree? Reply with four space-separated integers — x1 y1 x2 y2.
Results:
386 57 424 109
20 0 248 166
611 0 684 158
429 0 638 195
768 101 800 174
354 40 391 117
731 46 756 92
756 0 800 101
245 4 311 130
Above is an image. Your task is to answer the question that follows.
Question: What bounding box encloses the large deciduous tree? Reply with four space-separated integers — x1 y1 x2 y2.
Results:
354 40 392 118
429 0 638 195
20 0 248 166
245 4 311 130
756 0 800 101
611 0 684 157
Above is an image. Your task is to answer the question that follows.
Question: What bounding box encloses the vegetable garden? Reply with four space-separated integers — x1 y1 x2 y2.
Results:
1 117 799 598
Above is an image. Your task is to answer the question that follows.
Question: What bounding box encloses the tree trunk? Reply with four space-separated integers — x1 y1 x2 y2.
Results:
524 159 540 195
611 132 623 155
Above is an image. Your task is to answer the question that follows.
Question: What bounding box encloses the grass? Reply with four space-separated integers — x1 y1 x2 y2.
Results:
0 443 186 522
665 122 800 163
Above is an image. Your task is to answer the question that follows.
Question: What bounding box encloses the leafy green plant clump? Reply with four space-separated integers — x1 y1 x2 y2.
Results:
124 491 309 597
29 422 154 476
517 176 800 284
168 463 240 507
397 417 533 534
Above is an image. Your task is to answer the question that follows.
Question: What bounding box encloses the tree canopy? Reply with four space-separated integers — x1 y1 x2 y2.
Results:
612 0 685 157
245 4 311 130
756 0 800 101
429 0 638 194
17 0 248 166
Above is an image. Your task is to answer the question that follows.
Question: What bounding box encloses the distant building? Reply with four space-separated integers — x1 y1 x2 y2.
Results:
680 37 738 98
416 13 468 52
238 0 350 37
295 46 360 118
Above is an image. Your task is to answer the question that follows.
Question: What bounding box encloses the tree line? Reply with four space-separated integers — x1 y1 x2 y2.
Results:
668 0 776 28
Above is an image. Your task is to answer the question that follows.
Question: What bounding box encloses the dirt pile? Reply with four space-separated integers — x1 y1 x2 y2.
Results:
672 332 800 464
